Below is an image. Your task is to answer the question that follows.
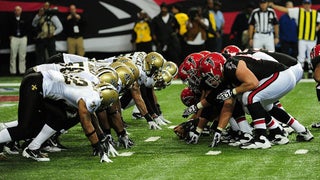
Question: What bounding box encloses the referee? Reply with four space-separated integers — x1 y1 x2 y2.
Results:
270 0 320 78
248 0 279 51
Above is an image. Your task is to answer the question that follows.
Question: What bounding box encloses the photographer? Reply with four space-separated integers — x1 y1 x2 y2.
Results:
32 1 63 65
65 4 86 56
184 7 209 57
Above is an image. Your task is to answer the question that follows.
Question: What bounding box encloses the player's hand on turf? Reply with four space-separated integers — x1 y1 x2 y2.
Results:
105 134 116 147
209 130 221 147
92 142 113 163
182 105 198 118
187 130 200 144
148 121 162 130
118 134 134 149
154 116 167 126
159 115 172 124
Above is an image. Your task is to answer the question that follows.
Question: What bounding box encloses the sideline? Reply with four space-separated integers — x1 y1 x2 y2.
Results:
0 79 316 87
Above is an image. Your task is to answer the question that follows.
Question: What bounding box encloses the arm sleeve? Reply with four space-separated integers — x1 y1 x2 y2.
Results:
52 16 63 35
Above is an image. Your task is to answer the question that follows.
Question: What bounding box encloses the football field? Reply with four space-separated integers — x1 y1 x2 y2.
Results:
0 77 319 180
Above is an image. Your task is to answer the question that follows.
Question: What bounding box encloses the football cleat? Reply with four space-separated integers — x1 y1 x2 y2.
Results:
3 141 20 155
22 148 50 162
0 152 7 160
296 128 314 142
311 122 320 128
269 134 289 145
240 135 271 149
228 132 253 146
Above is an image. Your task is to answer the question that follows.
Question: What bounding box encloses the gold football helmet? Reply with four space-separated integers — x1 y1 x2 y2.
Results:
144 52 164 75
96 82 119 108
94 67 118 88
163 61 178 77
154 70 173 90
116 57 140 81
109 61 124 69
114 65 135 88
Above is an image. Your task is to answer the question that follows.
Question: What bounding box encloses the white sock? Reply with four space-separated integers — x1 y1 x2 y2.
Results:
229 117 240 131
0 129 12 143
287 118 305 133
28 124 56 150
267 118 280 130
3 120 18 128
236 116 252 134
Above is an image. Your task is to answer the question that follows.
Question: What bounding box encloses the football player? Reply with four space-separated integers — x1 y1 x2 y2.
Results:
184 51 313 149
310 44 320 128
0 69 118 162
181 52 253 146
224 45 312 140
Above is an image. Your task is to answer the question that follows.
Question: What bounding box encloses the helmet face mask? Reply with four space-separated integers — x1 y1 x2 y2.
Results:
180 87 199 106
199 52 226 88
144 52 164 76
178 53 204 82
114 65 135 88
163 61 178 77
154 70 172 90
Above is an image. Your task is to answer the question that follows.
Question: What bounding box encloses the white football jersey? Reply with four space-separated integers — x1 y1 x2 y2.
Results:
34 63 99 85
41 70 101 113
63 53 89 63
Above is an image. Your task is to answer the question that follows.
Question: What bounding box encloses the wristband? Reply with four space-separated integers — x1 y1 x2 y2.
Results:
216 127 223 133
232 88 237 95
144 113 153 122
196 127 203 134
85 130 96 137
196 102 203 109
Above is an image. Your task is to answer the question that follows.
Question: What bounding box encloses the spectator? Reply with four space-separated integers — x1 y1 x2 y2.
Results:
65 4 86 56
203 0 217 52
248 0 279 52
184 7 209 56
171 4 189 58
32 1 63 65
152 3 181 65
212 0 225 52
229 2 255 50
8 6 29 75
279 1 298 58
270 0 320 78
131 10 154 53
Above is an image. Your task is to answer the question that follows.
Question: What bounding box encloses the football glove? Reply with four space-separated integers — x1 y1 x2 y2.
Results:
187 130 200 144
209 130 222 148
118 134 134 149
107 142 119 157
154 116 167 126
105 134 116 147
92 142 113 163
159 114 172 124
174 118 200 139
148 121 162 130
182 105 198 118
216 89 235 101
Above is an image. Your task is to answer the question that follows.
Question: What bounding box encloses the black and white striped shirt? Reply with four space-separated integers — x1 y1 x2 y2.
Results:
248 7 278 34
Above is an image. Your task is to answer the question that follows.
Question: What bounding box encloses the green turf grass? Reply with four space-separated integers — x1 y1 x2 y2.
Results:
0 81 319 180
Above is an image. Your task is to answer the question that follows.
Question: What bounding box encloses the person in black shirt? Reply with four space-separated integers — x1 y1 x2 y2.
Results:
152 3 181 66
